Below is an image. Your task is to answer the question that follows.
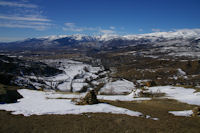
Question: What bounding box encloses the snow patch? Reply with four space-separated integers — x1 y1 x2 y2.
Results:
34 59 104 92
98 91 151 101
0 89 144 117
99 79 135 95
147 86 200 105
169 110 193 117
177 68 186 76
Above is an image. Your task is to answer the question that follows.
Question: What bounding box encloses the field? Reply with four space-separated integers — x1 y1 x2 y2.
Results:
0 52 200 133
0 0 200 132
0 98 200 133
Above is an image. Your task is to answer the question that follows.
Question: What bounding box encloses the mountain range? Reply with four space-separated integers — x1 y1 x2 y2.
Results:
0 29 200 58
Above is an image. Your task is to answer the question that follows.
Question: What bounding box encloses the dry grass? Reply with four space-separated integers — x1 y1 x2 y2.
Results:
137 90 165 98
0 98 200 133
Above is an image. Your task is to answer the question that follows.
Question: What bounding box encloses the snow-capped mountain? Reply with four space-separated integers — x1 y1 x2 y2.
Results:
42 34 98 41
40 29 200 42
1 29 199 44
124 29 200 41
0 29 200 58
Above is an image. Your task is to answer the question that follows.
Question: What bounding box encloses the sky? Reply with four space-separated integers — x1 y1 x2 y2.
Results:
0 0 200 42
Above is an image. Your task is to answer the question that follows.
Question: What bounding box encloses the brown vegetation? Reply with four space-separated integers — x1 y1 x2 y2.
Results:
0 98 200 133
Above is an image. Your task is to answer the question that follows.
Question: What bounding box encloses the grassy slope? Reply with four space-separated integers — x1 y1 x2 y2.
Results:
0 99 200 133
0 54 200 132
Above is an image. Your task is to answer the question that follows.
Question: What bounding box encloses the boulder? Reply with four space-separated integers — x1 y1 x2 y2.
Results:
145 81 156 87
83 90 99 105
0 88 23 103
192 107 200 116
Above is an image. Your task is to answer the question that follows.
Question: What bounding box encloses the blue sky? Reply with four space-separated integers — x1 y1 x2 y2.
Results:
0 0 200 42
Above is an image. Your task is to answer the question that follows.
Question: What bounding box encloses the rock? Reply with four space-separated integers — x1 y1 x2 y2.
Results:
0 73 15 85
192 107 200 116
145 81 156 87
0 88 23 103
138 90 153 97
74 90 99 105
83 90 99 105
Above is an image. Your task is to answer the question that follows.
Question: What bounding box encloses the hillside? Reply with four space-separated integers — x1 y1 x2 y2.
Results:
1 29 200 58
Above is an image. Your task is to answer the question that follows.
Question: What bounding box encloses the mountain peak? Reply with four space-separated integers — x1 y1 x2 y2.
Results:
123 29 200 40
39 29 200 42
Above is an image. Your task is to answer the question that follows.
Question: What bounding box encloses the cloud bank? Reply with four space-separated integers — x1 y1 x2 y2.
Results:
0 0 51 30
63 22 116 35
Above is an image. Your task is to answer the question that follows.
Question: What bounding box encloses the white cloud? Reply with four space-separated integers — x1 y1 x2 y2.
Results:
0 1 37 8
63 22 97 32
0 36 26 42
0 21 51 30
63 27 83 32
64 23 75 27
100 29 115 34
0 0 51 30
152 28 161 32
63 22 83 32
110 26 115 30
63 22 117 35
139 28 143 32
25 22 51 26
0 15 50 22
0 23 44 30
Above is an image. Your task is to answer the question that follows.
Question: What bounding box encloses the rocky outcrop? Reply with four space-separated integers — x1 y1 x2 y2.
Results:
83 90 99 105
145 81 157 87
192 107 200 116
75 90 99 105
0 87 23 103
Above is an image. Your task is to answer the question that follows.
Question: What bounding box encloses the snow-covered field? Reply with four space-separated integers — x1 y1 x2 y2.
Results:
147 86 200 105
99 79 135 95
0 85 200 118
169 110 193 117
98 91 151 101
0 89 146 117
3 59 200 118
42 59 103 92
45 91 151 102
17 59 108 92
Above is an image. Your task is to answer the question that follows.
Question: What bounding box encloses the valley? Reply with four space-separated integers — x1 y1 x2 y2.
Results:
0 30 200 133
